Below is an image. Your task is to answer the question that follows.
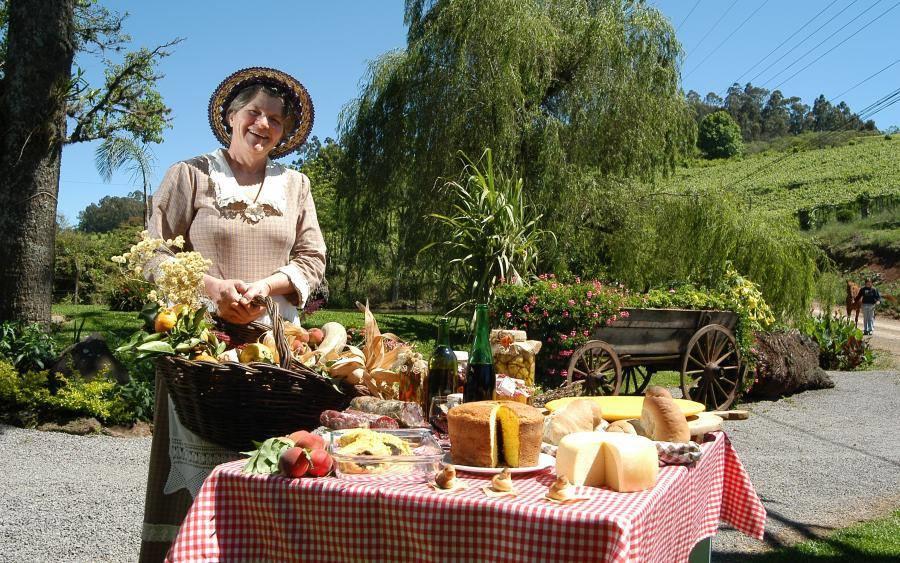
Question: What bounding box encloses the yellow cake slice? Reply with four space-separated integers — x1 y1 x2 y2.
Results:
448 400 544 467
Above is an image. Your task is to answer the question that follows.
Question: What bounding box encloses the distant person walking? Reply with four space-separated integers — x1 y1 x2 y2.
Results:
858 278 882 335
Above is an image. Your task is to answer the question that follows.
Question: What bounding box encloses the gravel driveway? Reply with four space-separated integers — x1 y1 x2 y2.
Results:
0 370 897 562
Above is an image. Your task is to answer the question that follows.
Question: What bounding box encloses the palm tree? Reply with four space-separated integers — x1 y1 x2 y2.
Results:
95 135 156 227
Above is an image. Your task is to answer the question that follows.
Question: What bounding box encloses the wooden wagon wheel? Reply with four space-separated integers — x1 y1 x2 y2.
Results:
621 366 653 396
567 341 622 396
680 324 742 410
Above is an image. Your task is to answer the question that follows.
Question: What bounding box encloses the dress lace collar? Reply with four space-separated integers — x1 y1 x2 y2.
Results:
205 148 287 223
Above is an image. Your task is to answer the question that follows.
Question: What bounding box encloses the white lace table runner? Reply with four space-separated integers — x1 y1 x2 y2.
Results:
165 396 241 498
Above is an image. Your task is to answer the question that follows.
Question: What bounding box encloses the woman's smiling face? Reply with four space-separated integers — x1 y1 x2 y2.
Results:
228 91 286 156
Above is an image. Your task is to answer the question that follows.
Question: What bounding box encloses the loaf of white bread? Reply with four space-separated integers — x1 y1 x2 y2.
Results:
555 431 659 492
542 399 605 445
640 386 690 443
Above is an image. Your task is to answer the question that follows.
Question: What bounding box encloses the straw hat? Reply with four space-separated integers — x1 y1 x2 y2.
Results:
208 67 314 158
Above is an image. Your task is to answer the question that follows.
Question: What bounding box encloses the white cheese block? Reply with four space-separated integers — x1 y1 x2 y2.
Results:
555 432 659 492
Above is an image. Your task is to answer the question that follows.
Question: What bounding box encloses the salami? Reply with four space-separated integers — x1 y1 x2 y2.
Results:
348 397 428 428
319 409 400 430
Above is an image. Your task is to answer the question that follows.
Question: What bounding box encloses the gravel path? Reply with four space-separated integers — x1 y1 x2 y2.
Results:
712 370 900 561
0 370 897 562
0 425 151 562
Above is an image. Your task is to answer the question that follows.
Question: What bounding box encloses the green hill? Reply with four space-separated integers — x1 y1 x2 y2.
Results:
671 135 899 228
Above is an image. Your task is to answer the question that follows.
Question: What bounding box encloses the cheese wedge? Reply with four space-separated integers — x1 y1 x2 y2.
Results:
555 432 659 492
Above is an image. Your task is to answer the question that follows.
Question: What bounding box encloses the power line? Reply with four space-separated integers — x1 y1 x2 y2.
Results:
828 57 900 104
760 0 885 89
676 0 702 33
684 0 739 61
729 0 841 89
743 0 862 87
769 1 900 91
684 0 773 80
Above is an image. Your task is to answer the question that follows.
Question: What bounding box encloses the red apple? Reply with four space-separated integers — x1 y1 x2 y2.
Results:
307 448 333 477
279 447 310 478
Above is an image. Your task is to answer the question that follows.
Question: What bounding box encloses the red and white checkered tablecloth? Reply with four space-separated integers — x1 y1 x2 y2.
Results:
168 431 765 562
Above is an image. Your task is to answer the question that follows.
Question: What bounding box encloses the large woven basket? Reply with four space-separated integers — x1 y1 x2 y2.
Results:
157 297 357 451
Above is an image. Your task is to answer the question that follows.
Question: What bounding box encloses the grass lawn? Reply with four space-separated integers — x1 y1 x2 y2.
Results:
51 304 144 350
739 509 900 562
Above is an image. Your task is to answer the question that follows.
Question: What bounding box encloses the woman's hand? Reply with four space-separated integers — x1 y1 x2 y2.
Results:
204 275 263 324
237 280 272 319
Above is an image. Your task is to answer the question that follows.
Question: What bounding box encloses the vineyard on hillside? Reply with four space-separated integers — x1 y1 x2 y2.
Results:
672 135 900 228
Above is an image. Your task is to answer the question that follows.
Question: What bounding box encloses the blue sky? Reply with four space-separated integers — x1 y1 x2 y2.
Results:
58 0 900 222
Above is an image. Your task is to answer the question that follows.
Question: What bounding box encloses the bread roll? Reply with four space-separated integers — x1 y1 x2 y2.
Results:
606 420 636 435
641 386 690 443
542 399 604 445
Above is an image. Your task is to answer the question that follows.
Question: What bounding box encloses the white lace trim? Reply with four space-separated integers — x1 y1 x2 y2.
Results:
205 148 288 216
165 396 240 498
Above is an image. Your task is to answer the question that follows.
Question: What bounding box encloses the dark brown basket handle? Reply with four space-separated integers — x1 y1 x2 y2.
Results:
252 296 292 369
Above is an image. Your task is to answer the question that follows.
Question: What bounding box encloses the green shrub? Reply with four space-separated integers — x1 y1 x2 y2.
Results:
104 274 152 311
0 358 139 427
799 313 873 370
698 111 743 159
0 322 58 372
836 208 855 223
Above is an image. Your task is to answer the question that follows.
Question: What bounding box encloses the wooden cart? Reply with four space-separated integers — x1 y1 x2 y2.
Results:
565 308 743 410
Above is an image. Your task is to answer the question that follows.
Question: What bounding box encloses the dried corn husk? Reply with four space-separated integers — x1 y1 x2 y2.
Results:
326 301 410 398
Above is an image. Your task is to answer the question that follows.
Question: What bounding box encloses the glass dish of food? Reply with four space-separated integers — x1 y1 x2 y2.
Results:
328 428 444 482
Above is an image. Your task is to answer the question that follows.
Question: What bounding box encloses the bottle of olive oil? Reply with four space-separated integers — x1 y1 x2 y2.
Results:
463 304 495 402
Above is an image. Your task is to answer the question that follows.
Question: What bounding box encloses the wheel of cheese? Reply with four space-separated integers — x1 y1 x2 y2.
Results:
544 396 704 421
555 431 659 492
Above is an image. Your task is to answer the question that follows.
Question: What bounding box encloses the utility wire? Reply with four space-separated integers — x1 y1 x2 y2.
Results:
728 0 841 90
743 0 862 87
683 0 739 61
770 1 900 91
676 0 702 33
827 57 900 104
761 0 885 88
684 0 773 80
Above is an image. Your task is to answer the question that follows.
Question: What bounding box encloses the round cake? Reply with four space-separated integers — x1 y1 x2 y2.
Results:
448 400 544 468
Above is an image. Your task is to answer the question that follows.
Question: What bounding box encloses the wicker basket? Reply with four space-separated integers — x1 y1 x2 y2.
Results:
157 297 358 451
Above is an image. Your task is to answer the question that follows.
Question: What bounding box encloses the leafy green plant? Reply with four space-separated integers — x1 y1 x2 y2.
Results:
104 274 152 312
698 111 743 159
0 359 136 426
424 149 555 306
242 437 295 475
0 322 59 372
799 312 873 370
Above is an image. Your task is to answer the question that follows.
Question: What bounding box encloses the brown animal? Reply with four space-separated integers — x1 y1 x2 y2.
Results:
846 280 862 326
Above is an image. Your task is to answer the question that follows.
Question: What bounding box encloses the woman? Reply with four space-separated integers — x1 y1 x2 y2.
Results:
139 67 324 562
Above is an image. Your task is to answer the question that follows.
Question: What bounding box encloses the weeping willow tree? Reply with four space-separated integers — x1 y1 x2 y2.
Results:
604 189 820 319
337 0 696 300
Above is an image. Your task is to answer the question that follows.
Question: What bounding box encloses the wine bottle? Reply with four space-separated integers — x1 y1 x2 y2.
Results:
427 317 458 403
464 304 495 402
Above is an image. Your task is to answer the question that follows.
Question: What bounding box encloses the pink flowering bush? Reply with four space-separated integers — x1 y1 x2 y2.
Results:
491 278 627 387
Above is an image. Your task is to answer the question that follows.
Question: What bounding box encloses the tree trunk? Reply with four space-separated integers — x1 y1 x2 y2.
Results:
0 0 76 324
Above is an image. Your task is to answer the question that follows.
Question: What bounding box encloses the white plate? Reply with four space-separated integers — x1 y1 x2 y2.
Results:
444 452 555 475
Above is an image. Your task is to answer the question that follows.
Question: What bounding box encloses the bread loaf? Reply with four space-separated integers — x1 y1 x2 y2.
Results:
606 420 637 435
640 386 690 443
542 399 604 445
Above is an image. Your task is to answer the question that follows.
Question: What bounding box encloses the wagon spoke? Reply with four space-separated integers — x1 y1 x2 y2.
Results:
688 353 705 369
711 333 727 363
714 348 734 365
711 376 728 402
684 369 704 376
721 365 739 370
573 368 588 378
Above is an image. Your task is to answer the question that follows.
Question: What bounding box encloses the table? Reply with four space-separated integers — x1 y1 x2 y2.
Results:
168 431 765 562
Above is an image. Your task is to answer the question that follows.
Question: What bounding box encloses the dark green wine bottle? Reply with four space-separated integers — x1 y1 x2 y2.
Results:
427 317 458 404
464 304 495 402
